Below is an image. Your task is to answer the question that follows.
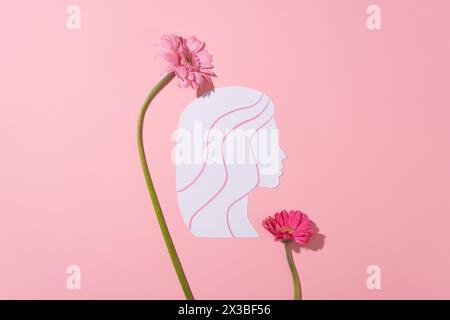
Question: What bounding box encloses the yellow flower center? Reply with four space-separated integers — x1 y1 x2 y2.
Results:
280 226 295 234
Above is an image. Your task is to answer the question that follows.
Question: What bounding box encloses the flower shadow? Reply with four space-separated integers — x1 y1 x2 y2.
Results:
196 77 215 97
292 221 326 253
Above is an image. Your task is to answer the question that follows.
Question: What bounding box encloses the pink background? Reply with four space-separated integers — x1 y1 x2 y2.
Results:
1 0 450 299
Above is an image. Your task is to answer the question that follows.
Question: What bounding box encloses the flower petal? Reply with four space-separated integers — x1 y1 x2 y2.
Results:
275 212 284 227
161 52 179 65
186 36 205 53
175 66 188 79
289 211 302 230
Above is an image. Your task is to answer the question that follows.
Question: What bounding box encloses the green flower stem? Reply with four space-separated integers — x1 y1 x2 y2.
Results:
284 242 301 300
137 71 194 300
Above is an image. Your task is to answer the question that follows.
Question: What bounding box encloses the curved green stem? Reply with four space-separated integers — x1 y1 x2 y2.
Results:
137 72 194 300
284 242 301 300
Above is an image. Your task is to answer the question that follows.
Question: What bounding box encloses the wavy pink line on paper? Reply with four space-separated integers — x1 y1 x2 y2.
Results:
225 116 274 237
177 94 264 192
188 100 272 231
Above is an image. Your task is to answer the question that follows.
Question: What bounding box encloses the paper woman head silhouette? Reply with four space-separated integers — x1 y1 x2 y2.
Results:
174 86 286 238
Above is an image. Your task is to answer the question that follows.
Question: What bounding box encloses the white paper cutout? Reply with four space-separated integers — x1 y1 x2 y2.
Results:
174 87 286 238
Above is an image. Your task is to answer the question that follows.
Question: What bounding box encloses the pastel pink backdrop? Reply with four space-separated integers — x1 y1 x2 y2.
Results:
1 0 449 299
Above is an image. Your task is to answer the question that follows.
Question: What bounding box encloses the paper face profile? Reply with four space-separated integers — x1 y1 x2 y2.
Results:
174 86 286 238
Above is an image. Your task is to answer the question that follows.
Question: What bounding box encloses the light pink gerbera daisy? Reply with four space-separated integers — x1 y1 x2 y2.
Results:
263 210 315 244
159 34 215 89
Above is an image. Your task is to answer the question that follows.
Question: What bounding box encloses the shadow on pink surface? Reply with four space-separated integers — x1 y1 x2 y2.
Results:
196 77 215 97
292 222 326 253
